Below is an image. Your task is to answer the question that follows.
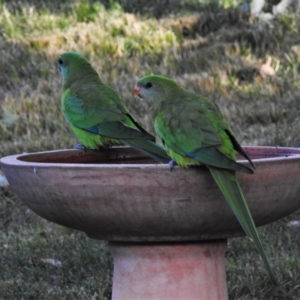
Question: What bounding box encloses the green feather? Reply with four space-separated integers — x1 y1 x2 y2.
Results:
135 74 277 284
209 167 277 285
58 52 169 163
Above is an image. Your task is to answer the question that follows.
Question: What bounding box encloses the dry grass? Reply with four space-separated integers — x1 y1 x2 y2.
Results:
1 0 300 299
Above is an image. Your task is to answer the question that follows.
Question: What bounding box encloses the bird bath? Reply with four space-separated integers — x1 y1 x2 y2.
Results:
1 146 300 299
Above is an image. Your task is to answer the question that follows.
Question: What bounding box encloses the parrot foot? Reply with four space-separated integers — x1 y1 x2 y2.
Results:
169 160 177 171
74 143 86 151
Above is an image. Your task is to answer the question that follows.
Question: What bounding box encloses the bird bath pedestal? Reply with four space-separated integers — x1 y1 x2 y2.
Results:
2 146 300 299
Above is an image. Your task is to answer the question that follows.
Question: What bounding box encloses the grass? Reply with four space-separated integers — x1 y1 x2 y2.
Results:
1 0 300 298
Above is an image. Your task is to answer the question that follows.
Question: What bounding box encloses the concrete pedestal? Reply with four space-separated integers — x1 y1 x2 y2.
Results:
109 240 228 300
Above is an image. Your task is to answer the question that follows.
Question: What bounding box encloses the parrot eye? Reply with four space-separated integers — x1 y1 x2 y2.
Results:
145 82 152 88
58 58 63 65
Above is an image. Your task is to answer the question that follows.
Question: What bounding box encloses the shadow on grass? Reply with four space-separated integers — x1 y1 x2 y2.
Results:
2 0 228 18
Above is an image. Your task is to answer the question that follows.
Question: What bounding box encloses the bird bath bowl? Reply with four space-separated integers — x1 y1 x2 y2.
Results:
1 146 300 299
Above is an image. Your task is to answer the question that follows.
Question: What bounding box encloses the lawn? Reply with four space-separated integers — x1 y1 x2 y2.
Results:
1 0 300 299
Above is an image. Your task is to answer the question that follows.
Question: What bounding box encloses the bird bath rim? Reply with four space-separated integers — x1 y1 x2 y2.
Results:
3 145 300 168
1 145 300 242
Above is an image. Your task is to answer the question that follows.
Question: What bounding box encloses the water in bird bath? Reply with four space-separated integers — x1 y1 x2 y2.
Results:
16 145 300 165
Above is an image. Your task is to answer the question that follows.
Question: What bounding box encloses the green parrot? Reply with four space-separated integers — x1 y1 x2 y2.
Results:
58 52 169 163
134 75 277 285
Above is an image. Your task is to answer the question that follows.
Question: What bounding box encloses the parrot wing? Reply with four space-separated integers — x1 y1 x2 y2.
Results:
62 89 155 141
63 89 170 162
154 100 253 173
154 96 275 283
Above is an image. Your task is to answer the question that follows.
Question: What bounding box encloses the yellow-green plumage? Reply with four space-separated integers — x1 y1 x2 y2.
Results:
58 52 169 163
61 88 122 149
135 74 277 285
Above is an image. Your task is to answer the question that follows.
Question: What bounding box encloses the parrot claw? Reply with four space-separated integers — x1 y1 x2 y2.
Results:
74 143 86 151
169 160 177 171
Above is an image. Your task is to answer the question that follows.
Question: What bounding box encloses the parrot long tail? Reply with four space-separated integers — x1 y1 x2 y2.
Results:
121 139 170 163
208 166 278 285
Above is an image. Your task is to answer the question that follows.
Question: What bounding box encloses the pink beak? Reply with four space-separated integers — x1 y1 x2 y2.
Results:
133 85 141 96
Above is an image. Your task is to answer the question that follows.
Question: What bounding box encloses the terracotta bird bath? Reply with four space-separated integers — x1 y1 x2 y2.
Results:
1 146 300 299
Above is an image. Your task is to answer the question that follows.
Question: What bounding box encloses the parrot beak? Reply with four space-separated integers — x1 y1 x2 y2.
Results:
133 85 141 97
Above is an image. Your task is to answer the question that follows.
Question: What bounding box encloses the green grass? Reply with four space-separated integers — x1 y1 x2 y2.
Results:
1 0 300 299
0 188 112 299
